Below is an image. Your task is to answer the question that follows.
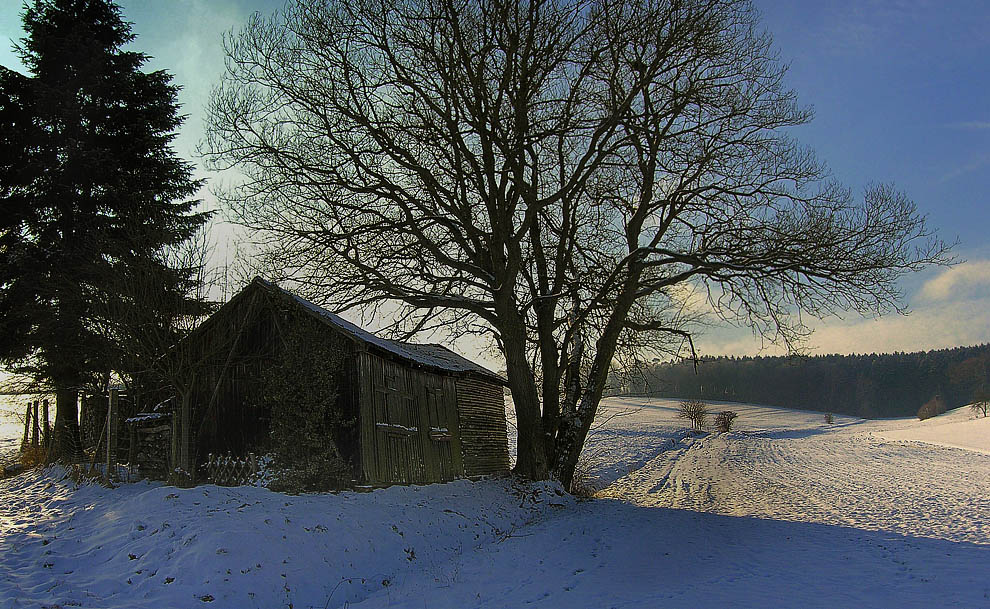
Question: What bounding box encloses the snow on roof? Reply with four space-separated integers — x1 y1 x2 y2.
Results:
253 278 505 383
124 412 170 424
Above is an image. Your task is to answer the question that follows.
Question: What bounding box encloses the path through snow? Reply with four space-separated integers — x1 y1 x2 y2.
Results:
601 428 990 543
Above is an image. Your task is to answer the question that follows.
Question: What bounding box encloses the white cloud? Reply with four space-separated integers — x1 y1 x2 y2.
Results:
812 0 935 55
938 154 990 183
920 260 990 301
694 262 990 357
807 302 990 354
699 296 990 357
949 121 990 130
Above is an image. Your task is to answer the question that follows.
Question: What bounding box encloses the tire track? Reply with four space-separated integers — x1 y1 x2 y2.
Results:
600 428 990 545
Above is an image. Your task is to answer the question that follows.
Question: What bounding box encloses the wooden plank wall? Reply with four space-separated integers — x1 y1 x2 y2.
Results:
456 377 510 477
358 351 469 485
358 351 377 483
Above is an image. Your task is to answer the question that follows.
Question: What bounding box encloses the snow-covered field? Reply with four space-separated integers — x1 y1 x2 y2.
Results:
1 398 989 608
0 405 24 468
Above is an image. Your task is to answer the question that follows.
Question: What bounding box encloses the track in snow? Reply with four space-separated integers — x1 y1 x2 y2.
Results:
593 399 990 545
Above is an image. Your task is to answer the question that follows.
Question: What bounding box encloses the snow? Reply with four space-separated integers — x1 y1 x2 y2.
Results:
1 405 23 468
0 471 568 608
2 398 989 608
594 400 990 545
874 405 990 454
124 412 170 424
375 422 419 433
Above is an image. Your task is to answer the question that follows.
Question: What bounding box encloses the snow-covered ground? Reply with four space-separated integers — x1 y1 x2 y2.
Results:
873 404 990 454
593 400 990 544
1 398 988 608
0 404 24 468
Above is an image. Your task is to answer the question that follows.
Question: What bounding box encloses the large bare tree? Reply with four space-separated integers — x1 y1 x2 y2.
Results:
203 0 950 486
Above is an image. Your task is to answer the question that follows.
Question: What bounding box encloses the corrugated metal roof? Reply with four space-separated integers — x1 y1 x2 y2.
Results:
253 278 505 384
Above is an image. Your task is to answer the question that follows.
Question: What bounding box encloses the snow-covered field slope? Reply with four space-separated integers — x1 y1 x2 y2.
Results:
0 407 23 468
593 400 990 544
0 471 569 608
873 404 990 454
1 399 989 608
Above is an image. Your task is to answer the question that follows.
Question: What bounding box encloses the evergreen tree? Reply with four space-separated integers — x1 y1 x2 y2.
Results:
0 0 210 460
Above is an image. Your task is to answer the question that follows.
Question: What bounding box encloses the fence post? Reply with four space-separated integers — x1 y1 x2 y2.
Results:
21 403 30 451
179 392 192 477
42 399 50 448
128 424 138 467
31 401 40 449
107 388 119 480
79 396 89 448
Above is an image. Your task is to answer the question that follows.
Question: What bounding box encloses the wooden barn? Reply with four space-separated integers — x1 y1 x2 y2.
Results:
167 277 510 487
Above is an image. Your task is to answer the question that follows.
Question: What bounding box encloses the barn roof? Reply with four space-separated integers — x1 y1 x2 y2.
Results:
251 278 506 384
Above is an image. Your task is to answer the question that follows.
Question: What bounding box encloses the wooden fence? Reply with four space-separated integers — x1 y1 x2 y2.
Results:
202 452 259 486
19 399 50 461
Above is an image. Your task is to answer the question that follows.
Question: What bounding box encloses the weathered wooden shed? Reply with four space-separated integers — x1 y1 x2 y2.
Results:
170 277 510 486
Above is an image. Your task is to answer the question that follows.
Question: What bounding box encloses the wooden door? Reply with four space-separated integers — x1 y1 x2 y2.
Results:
371 359 425 484
418 374 463 481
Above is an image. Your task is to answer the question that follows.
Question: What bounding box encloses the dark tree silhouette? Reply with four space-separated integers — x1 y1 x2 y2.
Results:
0 0 209 460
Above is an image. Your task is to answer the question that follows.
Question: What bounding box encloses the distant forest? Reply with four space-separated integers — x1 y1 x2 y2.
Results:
618 344 990 419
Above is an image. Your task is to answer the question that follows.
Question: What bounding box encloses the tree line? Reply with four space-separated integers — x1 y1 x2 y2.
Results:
620 344 990 418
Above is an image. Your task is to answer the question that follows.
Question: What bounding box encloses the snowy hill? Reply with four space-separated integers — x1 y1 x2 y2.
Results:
1 398 989 608
873 405 990 454
590 399 990 545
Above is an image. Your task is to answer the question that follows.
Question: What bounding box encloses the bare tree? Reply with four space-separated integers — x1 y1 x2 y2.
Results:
678 400 709 431
203 0 951 486
971 391 989 418
713 409 737 432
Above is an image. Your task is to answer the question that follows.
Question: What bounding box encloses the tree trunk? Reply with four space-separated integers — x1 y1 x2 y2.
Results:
497 301 549 480
509 379 549 480
552 392 597 490
505 345 549 480
552 272 642 489
48 384 82 462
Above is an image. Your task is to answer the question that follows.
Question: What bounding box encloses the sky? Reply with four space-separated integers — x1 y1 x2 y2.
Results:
1 0 989 361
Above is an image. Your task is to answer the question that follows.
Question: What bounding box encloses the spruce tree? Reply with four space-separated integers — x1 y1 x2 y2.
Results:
0 0 210 460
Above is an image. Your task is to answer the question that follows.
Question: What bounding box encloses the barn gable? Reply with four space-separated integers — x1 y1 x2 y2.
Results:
168 278 509 487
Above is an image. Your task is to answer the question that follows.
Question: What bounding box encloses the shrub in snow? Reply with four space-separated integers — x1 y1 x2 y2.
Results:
713 410 738 432
917 395 946 421
678 400 709 431
970 391 989 418
568 453 603 498
263 312 355 492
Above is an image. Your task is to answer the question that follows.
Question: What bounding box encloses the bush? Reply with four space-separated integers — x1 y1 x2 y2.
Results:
678 400 709 431
568 456 599 499
263 311 355 492
713 410 738 432
824 412 834 424
917 395 946 421
970 390 989 418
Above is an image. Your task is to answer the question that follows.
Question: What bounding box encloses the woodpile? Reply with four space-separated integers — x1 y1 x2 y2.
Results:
126 413 171 480
456 377 510 477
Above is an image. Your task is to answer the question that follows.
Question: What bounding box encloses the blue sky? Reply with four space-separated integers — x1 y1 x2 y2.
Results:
1 0 988 358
